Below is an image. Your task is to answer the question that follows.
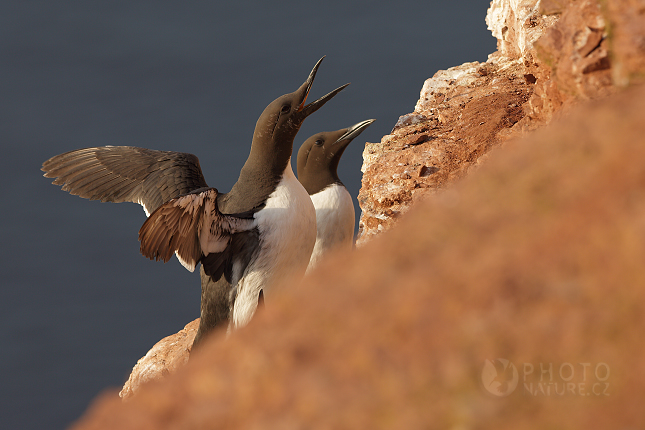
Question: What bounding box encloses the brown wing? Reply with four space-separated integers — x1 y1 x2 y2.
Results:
42 146 209 215
139 188 256 272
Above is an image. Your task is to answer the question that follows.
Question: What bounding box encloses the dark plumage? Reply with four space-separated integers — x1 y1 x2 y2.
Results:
297 119 374 195
138 188 256 273
42 147 208 216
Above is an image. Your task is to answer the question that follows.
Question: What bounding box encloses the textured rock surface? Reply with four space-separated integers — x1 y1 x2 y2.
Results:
486 0 556 57
119 320 198 400
71 83 645 430
356 0 644 244
358 59 534 241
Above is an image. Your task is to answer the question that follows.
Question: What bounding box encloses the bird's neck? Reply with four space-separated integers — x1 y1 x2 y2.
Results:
300 168 340 196
222 139 292 214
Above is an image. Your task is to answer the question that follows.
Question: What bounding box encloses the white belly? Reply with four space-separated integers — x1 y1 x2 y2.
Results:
306 183 355 272
232 161 316 328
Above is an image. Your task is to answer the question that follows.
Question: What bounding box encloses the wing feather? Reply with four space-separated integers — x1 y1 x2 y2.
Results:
42 146 209 215
139 188 256 273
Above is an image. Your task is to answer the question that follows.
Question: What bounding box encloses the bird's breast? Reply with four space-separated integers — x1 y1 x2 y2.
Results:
306 183 355 272
231 162 316 327
254 163 316 248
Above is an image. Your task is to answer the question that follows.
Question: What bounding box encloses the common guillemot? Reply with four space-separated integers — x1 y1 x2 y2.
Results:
42 57 348 346
296 119 374 271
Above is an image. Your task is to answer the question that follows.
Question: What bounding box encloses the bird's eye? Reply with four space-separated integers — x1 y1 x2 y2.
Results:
281 105 291 114
314 139 324 146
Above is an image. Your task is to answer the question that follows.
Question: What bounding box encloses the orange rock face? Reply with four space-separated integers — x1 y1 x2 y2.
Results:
358 60 536 243
604 0 645 84
72 82 645 430
357 0 644 244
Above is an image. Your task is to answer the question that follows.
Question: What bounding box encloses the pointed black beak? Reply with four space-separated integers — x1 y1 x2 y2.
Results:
333 119 375 150
295 56 350 118
297 56 324 112
301 83 350 118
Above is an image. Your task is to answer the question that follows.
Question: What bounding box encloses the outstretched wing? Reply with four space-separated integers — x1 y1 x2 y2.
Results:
41 146 209 216
138 188 257 272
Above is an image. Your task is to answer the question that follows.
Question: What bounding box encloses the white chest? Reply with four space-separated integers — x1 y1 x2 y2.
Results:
232 161 316 327
307 183 355 271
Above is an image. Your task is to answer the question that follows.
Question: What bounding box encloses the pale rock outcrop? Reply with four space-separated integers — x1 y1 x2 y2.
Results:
486 0 555 57
119 320 198 400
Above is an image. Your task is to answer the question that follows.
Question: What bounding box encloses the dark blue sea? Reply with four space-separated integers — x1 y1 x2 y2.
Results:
0 1 495 428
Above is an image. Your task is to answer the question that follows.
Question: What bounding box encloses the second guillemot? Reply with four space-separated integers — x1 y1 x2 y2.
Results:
296 119 374 271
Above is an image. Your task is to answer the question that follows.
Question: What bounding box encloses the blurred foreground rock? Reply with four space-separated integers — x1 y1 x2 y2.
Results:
72 81 645 429
357 0 644 243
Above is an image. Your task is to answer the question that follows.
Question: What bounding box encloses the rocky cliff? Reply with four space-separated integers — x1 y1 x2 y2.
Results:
71 0 645 428
357 0 641 243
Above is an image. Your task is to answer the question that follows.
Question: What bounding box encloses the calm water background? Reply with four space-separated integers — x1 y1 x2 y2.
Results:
1 1 495 428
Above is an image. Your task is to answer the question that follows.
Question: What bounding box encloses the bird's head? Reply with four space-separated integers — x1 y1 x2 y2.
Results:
297 119 375 195
253 57 349 158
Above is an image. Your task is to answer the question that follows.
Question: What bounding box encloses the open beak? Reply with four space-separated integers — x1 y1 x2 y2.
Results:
297 57 324 112
333 119 375 150
296 56 350 117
